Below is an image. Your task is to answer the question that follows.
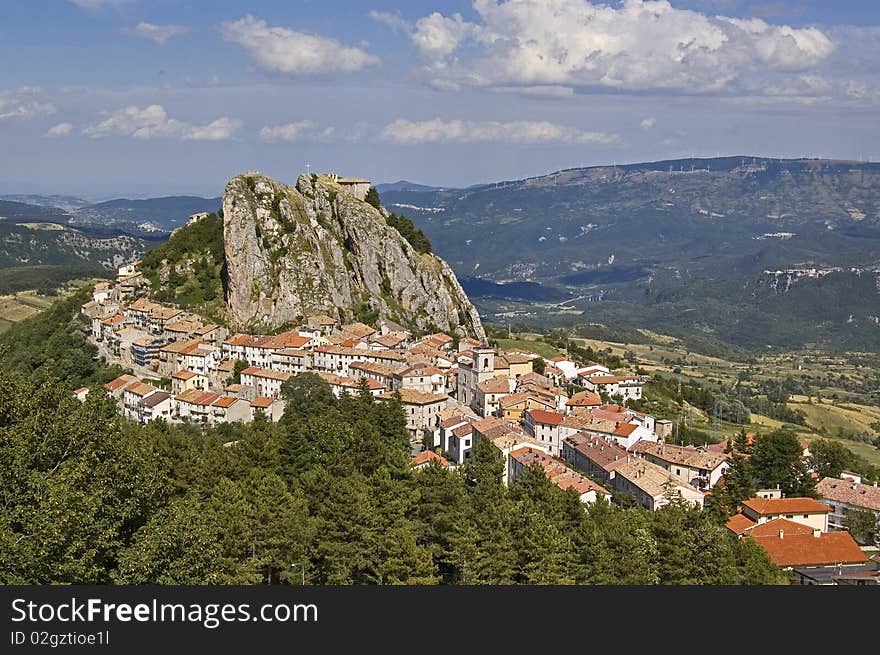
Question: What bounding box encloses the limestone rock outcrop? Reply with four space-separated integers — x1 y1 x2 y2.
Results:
222 171 485 340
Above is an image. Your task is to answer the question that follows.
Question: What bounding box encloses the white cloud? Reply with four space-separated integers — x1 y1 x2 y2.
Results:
83 105 240 140
125 22 191 45
0 88 56 121
260 121 315 143
412 12 475 59
369 10 411 34
640 117 656 130
221 15 379 76
260 122 343 143
46 122 74 138
381 118 619 145
184 117 241 141
407 0 835 95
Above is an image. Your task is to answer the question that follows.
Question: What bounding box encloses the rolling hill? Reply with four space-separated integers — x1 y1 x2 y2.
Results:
73 195 222 233
0 200 73 224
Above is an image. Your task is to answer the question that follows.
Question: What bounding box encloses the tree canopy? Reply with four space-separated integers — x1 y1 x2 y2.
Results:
386 212 432 254
0 358 785 585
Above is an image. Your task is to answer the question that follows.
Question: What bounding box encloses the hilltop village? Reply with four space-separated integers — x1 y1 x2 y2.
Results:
77 258 880 583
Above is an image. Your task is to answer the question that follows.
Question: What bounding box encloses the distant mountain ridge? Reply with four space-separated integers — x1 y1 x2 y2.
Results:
0 195 91 211
0 195 212 288
375 180 447 193
0 200 74 224
0 194 221 239
74 195 221 232
379 156 880 351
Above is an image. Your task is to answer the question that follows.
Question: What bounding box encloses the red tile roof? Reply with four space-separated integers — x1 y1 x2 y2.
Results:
103 374 137 392
741 497 831 517
751 530 868 567
477 376 511 394
211 396 240 408
411 450 450 468
554 474 610 497
124 381 157 397
565 433 630 472
613 423 639 437
747 518 815 538
528 409 565 426
270 332 312 349
251 396 274 409
439 415 471 429
341 322 376 338
452 423 474 438
725 514 757 535
194 391 221 406
567 391 602 407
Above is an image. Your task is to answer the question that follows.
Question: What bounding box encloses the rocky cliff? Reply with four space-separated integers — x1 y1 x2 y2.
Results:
222 172 485 340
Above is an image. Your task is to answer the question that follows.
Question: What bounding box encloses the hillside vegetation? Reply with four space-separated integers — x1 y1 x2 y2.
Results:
0 287 127 388
140 213 225 309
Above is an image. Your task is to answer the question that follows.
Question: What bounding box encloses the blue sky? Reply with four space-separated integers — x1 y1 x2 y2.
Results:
1 0 878 198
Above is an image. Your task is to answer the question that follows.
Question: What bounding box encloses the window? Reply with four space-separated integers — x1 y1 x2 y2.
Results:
465 439 470 446
803 515 808 519
786 515 793 519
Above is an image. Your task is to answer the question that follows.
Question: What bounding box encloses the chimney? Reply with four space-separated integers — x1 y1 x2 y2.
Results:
813 528 821 538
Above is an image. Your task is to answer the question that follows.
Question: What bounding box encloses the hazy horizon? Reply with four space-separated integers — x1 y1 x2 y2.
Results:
6 152 880 201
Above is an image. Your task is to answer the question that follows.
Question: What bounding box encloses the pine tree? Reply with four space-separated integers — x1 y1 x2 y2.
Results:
751 429 816 497
0 372 164 584
232 414 282 475
408 464 470 582
238 472 315 584
115 493 232 584
365 186 381 209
